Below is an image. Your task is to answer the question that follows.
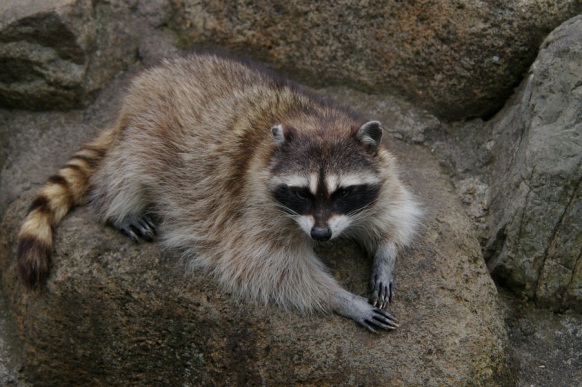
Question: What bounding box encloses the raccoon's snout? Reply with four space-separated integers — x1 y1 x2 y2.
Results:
310 226 332 242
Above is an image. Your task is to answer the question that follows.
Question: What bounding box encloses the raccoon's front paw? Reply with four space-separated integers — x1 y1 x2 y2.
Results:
335 293 399 333
113 215 157 243
369 268 394 309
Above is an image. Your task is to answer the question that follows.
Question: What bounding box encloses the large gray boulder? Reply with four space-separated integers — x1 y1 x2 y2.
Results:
484 16 582 311
1 0 580 119
170 0 581 120
0 76 514 384
0 0 173 110
0 0 95 109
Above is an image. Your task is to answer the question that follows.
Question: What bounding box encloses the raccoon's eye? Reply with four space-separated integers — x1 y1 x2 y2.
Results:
292 187 311 200
332 184 381 214
273 185 312 214
335 187 351 198
333 187 354 200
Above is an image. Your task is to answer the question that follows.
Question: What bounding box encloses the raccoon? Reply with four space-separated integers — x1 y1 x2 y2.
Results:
17 52 421 332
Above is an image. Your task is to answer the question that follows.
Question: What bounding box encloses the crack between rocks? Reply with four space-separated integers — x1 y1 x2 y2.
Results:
534 173 582 302
564 246 582 306
561 176 582 305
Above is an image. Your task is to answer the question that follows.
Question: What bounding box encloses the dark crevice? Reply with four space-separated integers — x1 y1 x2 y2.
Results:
533 174 582 303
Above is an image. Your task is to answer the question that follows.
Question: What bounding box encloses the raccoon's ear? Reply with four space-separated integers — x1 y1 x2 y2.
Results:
356 121 383 155
271 124 294 145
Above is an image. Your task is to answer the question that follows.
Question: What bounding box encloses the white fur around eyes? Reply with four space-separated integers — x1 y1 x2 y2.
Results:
338 174 380 188
309 173 318 195
272 174 309 188
324 174 381 195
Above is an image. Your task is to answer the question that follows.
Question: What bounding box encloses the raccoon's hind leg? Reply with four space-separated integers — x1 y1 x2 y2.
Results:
113 214 156 243
90 152 157 243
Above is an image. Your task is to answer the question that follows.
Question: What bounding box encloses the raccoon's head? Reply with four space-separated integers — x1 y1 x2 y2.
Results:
269 121 384 242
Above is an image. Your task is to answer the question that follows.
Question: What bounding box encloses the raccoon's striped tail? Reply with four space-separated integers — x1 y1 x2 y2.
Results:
16 128 115 288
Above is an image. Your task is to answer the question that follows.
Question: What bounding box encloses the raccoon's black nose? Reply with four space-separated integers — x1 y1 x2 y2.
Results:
311 226 332 241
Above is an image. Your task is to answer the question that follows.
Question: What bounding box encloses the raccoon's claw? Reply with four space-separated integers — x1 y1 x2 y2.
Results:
114 215 157 242
359 307 399 334
370 269 394 309
369 280 393 309
335 293 399 333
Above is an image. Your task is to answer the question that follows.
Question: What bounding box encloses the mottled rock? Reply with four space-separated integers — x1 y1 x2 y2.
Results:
0 0 96 109
499 289 582 386
0 0 173 110
0 74 513 385
484 16 582 311
170 0 581 120
2 0 580 118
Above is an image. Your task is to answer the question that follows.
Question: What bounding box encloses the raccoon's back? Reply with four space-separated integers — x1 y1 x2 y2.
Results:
113 54 301 229
122 53 294 138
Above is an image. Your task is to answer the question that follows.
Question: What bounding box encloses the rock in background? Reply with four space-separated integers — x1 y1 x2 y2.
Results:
1 0 580 118
0 0 174 110
1 0 582 385
415 14 582 384
483 16 582 312
169 0 581 120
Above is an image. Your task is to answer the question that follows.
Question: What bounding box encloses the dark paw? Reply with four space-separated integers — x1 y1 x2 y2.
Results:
336 294 399 334
369 272 394 309
359 306 399 334
114 215 157 243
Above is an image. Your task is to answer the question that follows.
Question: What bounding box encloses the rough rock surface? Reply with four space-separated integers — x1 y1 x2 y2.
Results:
0 287 22 386
1 0 581 118
499 289 582 387
0 0 95 109
482 16 582 312
3 0 581 385
0 74 513 384
0 0 175 110
170 0 582 120
413 15 582 386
